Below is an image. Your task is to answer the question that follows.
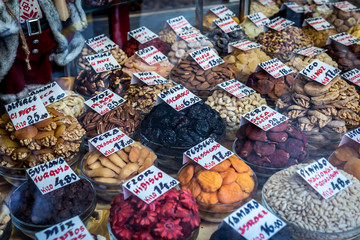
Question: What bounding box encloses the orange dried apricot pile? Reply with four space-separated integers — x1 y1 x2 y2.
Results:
329 142 360 180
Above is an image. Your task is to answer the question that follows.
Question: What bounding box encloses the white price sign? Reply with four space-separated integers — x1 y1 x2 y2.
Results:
258 0 275 6
190 46 224 70
167 16 194 34
300 59 341 85
183 138 234 169
123 165 179 204
345 127 360 144
248 12 270 27
328 32 360 46
342 68 360 86
85 34 117 53
267 17 294 31
86 52 120 73
333 1 359 12
157 85 201 111
89 128 135 156
218 79 255 99
213 16 242 33
132 71 170 85
29 82 66 106
258 58 294 79
314 0 329 5
293 46 327 58
225 199 286 240
27 157 80 195
136 46 168 66
241 105 288 131
305 17 334 31
284 2 304 13
6 95 49 130
297 158 352 199
210 5 235 18
228 39 261 52
85 89 126 115
177 29 207 43
128 26 158 44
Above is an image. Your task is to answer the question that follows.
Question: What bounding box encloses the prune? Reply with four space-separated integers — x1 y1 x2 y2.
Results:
161 129 177 146
194 120 210 136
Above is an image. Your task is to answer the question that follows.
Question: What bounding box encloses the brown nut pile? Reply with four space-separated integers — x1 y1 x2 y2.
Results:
255 26 314 62
82 142 156 184
327 7 360 33
125 82 174 116
171 56 237 96
250 1 279 18
158 26 177 45
77 102 141 138
326 40 360 72
302 26 338 48
287 52 338 74
48 91 85 118
75 69 130 98
0 108 86 168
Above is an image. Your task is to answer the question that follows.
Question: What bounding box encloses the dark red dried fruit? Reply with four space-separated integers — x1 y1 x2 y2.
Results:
267 132 288 143
268 149 289 168
239 140 253 158
247 153 272 167
245 124 267 142
279 138 304 158
268 121 288 132
134 231 154 240
153 219 183 239
254 141 276 157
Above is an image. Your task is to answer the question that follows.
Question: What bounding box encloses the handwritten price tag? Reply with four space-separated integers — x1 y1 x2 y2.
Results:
167 16 194 34
89 128 134 156
300 59 341 85
27 157 80 195
6 95 49 130
344 127 360 144
333 1 359 12
328 32 360 46
258 58 294 79
210 5 235 18
218 79 255 99
183 138 234 170
85 89 126 115
305 17 334 31
293 46 327 58
132 71 170 85
190 46 224 70
213 16 242 33
248 12 270 27
314 0 329 4
35 216 93 240
267 17 294 31
29 82 66 106
123 166 179 204
241 105 288 131
258 0 275 6
225 199 286 240
297 158 352 199
86 52 120 73
177 29 207 43
157 85 201 111
342 68 360 86
85 34 117 53
136 46 168 66
228 39 261 53
284 2 304 13
128 26 158 44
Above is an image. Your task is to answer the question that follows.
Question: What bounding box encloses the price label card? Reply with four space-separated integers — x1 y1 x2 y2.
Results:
258 0 275 6
89 128 135 156
136 46 168 66
328 32 360 46
297 158 352 199
177 29 207 43
35 216 93 240
167 16 194 34
190 46 224 70
29 82 66 106
27 157 80 195
183 138 234 169
314 0 329 5
218 79 255 99
305 17 334 31
85 89 126 115
213 16 242 33
157 85 201 111
225 199 286 240
258 58 294 79
241 105 288 131
228 39 262 52
86 52 120 73
267 17 295 31
293 46 327 58
85 34 117 53
284 2 304 13
132 71 170 85
248 12 270 27
6 95 49 130
342 68 360 86
333 1 359 12
123 165 179 204
128 26 158 44
300 59 341 85
344 127 360 144
210 5 235 18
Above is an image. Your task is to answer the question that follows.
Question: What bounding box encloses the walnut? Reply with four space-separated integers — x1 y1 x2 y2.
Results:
62 123 86 141
57 116 78 126
298 117 314 131
43 122 57 131
19 139 33 146
53 141 81 158
37 153 55 163
291 93 310 109
0 146 15 156
11 151 29 161
27 141 41 151
5 122 14 132
38 135 57 147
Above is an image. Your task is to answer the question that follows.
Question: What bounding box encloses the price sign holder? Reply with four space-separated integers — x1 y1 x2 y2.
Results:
84 89 126 115
247 12 270 28
304 17 334 31
27 157 80 195
177 29 208 43
131 71 170 85
282 2 304 13
86 52 120 73
35 216 93 240
166 16 194 34
266 17 294 31
300 59 341 85
339 127 360 146
29 82 67 106
210 5 235 18
128 26 158 44
327 32 360 46
257 58 294 79
218 79 255 99
85 34 117 53
257 0 275 7
297 158 352 199
224 199 286 240
333 1 359 12
123 165 179 204
89 128 135 156
156 85 201 111
341 68 360 87
240 105 288 131
228 39 262 53
6 95 50 130
183 138 234 169
290 46 327 59
213 16 242 34
190 46 224 71
136 46 168 66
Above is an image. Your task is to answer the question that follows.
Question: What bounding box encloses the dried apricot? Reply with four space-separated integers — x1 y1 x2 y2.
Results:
236 173 255 193
178 164 194 185
344 159 360 180
0 135 19 148
229 155 250 173
335 146 359 162
188 178 201 198
55 125 66 138
218 182 244 204
211 159 231 172
220 168 238 184
14 126 38 140
34 118 54 128
35 131 54 140
197 170 223 192
197 191 218 204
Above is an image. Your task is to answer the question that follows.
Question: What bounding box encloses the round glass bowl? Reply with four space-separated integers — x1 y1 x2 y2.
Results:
304 130 342 161
9 177 96 238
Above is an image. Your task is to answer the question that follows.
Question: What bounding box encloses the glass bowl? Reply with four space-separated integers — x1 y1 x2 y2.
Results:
9 177 96 238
